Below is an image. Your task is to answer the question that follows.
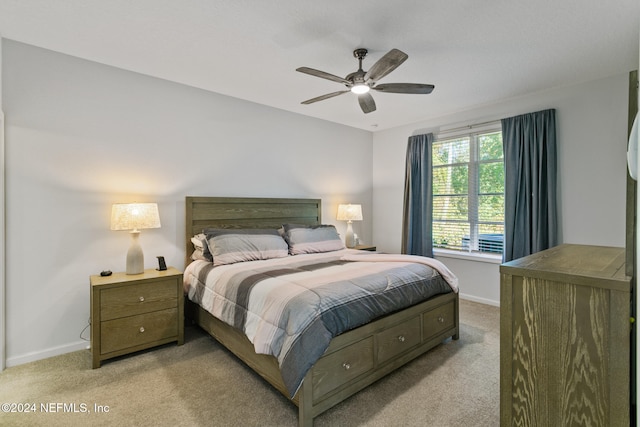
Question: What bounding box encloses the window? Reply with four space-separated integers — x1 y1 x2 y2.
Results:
432 128 504 255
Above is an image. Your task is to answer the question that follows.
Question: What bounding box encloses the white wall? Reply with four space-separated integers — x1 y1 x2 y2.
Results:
0 37 5 371
373 73 630 305
1 40 374 365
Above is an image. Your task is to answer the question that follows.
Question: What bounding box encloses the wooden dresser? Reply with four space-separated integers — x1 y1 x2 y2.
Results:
500 244 631 426
90 267 184 368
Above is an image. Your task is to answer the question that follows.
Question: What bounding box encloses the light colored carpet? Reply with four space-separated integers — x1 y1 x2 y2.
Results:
0 299 499 426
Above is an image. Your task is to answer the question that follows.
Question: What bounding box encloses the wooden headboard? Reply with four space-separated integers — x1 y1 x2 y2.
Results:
185 196 322 265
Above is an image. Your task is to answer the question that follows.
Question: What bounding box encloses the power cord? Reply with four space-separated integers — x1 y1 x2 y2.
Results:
79 317 90 341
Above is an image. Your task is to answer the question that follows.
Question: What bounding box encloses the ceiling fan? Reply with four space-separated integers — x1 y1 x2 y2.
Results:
296 48 434 114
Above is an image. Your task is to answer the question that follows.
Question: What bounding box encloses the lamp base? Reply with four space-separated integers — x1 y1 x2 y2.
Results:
126 231 144 275
345 221 356 248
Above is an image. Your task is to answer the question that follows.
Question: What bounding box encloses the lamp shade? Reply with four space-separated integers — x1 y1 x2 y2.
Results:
110 203 161 231
336 204 363 222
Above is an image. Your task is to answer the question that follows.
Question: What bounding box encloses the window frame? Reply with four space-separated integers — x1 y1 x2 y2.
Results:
431 123 504 261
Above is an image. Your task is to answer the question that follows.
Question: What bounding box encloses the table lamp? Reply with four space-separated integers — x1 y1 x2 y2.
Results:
337 204 362 248
110 203 161 274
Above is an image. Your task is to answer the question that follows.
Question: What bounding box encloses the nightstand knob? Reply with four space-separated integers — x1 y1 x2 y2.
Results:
342 362 351 370
139 296 145 302
438 316 445 323
139 327 145 333
397 335 406 342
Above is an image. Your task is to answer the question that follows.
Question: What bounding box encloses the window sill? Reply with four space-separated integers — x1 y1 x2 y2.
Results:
433 248 502 264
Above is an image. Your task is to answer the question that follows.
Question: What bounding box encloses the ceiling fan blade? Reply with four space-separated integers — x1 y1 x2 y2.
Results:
301 90 349 104
373 83 435 94
296 67 350 85
364 49 408 82
358 93 376 114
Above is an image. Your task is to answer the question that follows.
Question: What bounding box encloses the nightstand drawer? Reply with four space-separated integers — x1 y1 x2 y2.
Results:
101 279 177 320
100 308 178 354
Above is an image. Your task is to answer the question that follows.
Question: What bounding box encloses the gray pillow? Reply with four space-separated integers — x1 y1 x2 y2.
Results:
203 228 289 266
282 224 345 255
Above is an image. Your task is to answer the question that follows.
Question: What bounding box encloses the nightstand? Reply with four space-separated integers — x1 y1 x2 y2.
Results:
90 267 184 368
353 244 376 251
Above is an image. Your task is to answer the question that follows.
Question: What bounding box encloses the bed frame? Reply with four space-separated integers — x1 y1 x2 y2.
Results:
184 196 459 426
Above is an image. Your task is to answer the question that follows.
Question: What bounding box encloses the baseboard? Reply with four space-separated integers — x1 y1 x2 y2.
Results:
6 340 89 368
459 292 499 307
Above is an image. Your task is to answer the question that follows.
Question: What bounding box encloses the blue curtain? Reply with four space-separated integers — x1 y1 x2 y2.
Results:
502 109 558 262
402 133 434 257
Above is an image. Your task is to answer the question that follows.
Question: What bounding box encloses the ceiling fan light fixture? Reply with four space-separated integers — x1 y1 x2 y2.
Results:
350 84 370 94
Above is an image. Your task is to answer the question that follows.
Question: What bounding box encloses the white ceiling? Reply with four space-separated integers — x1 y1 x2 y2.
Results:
0 0 638 131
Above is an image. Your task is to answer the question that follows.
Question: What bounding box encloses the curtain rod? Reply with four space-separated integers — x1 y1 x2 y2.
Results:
437 119 501 135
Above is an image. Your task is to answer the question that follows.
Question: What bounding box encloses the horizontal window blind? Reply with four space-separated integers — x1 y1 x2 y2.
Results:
432 127 504 254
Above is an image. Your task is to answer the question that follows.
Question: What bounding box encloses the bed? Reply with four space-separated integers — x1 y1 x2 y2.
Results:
183 196 459 426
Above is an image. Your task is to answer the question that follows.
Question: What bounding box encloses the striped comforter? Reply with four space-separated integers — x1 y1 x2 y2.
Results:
183 249 458 397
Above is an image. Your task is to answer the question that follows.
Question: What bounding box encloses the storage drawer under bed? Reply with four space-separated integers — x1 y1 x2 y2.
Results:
311 337 374 401
376 315 421 364
422 300 455 341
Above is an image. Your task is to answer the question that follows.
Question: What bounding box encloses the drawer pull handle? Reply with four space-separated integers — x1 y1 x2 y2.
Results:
139 296 145 302
139 327 145 333
342 363 351 370
397 335 406 342
438 316 445 323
